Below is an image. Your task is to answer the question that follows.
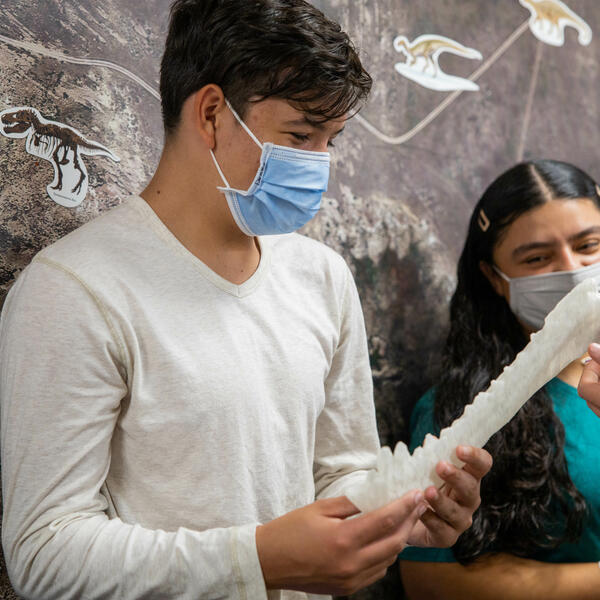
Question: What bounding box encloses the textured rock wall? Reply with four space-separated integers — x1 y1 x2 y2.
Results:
1 1 599 598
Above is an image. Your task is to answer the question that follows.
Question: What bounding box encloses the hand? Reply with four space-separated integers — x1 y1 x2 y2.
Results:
578 343 600 417
255 490 427 596
407 445 492 548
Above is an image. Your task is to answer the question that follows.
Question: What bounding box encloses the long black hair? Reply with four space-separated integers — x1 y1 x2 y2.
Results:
434 159 599 563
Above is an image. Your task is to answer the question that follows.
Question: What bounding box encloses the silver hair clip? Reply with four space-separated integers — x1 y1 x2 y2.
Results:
478 209 490 232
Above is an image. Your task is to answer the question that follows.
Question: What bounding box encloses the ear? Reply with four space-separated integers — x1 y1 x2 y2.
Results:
479 260 507 298
189 84 227 150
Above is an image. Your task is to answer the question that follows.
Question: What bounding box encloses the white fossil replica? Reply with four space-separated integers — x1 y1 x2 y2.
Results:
346 277 600 514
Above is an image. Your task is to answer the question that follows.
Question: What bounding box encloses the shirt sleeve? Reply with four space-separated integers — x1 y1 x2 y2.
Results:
399 388 456 563
0 259 267 600
312 264 380 500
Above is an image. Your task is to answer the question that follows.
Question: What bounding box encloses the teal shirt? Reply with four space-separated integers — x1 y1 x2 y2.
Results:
400 378 600 563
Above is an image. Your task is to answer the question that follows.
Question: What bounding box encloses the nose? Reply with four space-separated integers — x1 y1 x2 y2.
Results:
313 140 330 153
556 247 583 271
310 133 333 153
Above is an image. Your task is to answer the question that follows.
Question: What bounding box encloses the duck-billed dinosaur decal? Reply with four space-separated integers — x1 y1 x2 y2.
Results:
0 106 120 208
519 0 592 46
393 34 482 92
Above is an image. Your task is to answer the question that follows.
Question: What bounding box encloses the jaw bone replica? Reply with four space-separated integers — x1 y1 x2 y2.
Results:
346 277 600 514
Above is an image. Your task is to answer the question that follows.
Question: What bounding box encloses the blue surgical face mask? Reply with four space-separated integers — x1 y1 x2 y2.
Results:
210 99 330 236
494 262 600 330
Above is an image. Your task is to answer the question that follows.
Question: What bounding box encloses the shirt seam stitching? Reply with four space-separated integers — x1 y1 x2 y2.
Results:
33 255 129 369
230 527 248 600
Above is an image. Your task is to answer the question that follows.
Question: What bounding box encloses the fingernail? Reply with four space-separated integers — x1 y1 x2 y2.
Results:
458 445 472 457
414 492 424 506
417 504 427 517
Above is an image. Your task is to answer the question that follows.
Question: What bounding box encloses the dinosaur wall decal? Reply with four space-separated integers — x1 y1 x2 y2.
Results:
0 106 120 208
393 34 482 92
518 0 592 46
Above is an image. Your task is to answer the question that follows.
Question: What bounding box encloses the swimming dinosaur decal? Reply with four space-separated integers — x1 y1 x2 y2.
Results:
518 0 592 46
0 106 120 208
393 34 482 92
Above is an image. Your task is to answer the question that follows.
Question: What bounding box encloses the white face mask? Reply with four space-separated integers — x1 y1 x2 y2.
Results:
494 262 600 330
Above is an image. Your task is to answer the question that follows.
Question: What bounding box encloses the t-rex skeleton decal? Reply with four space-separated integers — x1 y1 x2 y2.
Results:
518 0 592 46
0 106 120 208
393 34 482 92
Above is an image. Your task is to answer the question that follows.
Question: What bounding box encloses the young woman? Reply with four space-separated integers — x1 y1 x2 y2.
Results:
399 159 600 599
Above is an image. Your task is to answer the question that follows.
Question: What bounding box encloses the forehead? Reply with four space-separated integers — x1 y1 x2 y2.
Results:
496 198 600 252
247 97 347 132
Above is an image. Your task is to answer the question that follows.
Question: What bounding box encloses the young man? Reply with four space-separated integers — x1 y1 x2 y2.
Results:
0 1 491 598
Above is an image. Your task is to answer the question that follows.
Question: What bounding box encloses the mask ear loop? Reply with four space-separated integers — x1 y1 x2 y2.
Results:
225 99 264 149
210 98 265 188
210 149 231 188
492 265 511 282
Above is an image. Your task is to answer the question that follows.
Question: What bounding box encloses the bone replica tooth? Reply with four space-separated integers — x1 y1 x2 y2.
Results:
393 441 411 488
346 277 600 513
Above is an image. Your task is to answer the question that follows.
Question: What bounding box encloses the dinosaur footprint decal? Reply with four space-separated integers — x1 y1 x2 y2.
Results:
519 0 592 46
0 106 120 208
393 34 482 92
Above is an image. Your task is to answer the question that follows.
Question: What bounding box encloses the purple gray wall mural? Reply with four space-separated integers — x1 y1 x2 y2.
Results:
0 1 598 598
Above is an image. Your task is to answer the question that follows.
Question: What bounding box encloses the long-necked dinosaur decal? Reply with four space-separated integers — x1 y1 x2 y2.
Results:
0 106 120 208
393 34 482 92
519 0 592 46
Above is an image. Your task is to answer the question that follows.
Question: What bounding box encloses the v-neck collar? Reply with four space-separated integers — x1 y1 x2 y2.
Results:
130 195 271 298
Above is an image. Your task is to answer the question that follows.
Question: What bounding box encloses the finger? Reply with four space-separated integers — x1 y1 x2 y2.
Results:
589 342 600 363
578 351 600 407
416 507 461 547
346 490 425 547
424 485 473 532
580 351 600 382
455 446 493 480
578 370 600 408
355 503 427 568
435 462 479 508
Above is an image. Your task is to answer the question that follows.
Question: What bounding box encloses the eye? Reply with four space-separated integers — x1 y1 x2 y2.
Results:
329 130 343 148
576 239 600 253
290 132 310 142
524 255 548 265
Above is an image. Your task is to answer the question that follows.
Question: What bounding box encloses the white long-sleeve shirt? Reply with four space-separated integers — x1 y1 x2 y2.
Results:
0 196 379 600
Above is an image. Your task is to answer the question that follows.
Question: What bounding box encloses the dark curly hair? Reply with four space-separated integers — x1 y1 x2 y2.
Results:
160 0 372 134
434 159 600 563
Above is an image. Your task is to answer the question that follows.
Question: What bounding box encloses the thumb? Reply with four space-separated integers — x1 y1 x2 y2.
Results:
589 342 600 363
578 345 600 412
349 490 426 546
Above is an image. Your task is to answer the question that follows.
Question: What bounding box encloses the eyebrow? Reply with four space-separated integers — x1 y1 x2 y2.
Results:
511 226 600 258
282 117 345 136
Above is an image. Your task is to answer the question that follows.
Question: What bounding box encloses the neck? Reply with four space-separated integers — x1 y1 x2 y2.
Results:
141 138 260 284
